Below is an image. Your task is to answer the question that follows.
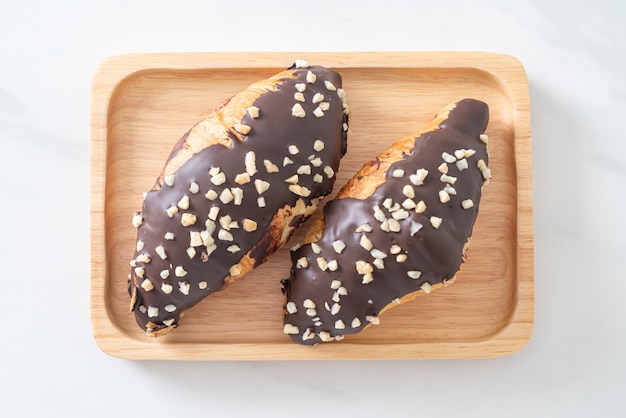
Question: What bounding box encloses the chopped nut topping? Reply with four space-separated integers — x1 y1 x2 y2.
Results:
178 282 190 295
454 149 466 160
291 103 306 118
231 187 243 205
175 266 187 277
286 301 298 314
247 106 260 119
323 166 335 178
313 139 325 151
205 189 218 200
210 172 226 186
387 218 401 232
313 107 324 118
219 188 234 204
288 184 311 197
234 124 251 135
218 229 234 241
464 149 476 158
477 159 487 171
402 198 416 209
283 157 294 167
366 315 380 325
164 232 175 240
294 59 309 68
331 280 342 290
392 209 410 221
296 257 309 269
319 102 330 111
257 197 266 207
360 235 373 251
134 267 145 278
198 281 208 290
383 198 393 209
444 184 457 195
410 168 429 186
186 247 196 258
136 240 144 252
261 159 278 174
332 292 341 302
324 80 337 91
294 92 305 102
297 164 311 175
245 151 257 176
154 245 167 260
164 304 177 313
442 152 457 163
132 213 143 227
306 71 316 83
392 168 405 178
136 253 151 264
356 260 374 275
351 317 362 328
319 331 333 342
281 175 299 186
254 179 270 195
147 306 159 318
189 181 200 194
208 206 220 221
181 213 197 226
440 174 457 184
227 245 241 253
462 199 474 209
242 218 257 232
288 145 299 155
456 158 469 171
430 216 443 229
310 243 321 254
420 282 432 293
332 240 346 254
343 123 349 131
283 324 299 335
164 175 175 187
316 257 328 271
371 249 387 259
166 205 178 218
439 190 451 203
295 83 306 92
373 258 385 270
373 206 386 223
306 307 317 317
161 283 173 294
327 259 338 271
479 134 489 144
355 223 372 233
209 167 220 176
407 270 422 279
310 157 322 167
229 264 242 276
303 299 316 309
410 221 423 236
312 93 324 104
389 244 402 254
160 269 170 279
415 200 427 214
334 319 345 329
302 328 316 341
396 254 408 263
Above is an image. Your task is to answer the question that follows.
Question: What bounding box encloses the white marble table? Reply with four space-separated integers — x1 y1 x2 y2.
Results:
1 0 624 416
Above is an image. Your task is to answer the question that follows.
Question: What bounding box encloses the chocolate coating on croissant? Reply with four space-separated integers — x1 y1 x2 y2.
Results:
282 99 489 345
128 63 349 336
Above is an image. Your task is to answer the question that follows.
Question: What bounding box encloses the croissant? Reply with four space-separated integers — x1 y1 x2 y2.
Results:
128 60 349 336
282 99 489 345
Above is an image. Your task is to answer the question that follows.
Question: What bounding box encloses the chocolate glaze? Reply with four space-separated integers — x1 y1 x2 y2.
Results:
129 64 349 335
282 99 489 345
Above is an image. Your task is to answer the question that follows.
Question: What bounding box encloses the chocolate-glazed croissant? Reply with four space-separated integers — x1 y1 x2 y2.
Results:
281 99 489 345
128 60 349 336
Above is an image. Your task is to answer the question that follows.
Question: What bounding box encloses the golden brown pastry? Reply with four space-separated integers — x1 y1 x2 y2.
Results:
128 60 349 336
281 99 489 345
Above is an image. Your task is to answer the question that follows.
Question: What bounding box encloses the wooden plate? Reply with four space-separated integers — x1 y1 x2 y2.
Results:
90 52 533 360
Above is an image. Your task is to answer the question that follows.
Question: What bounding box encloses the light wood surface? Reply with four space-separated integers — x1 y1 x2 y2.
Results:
90 52 533 360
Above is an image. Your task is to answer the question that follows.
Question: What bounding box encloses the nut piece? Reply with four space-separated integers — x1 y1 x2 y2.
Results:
283 324 299 335
332 240 346 254
461 199 474 209
234 124 251 135
181 213 197 227
430 216 443 229
247 106 260 119
132 213 143 227
242 218 258 232
291 103 306 118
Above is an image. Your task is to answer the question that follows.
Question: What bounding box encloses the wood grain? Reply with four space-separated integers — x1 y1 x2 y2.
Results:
90 52 533 360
